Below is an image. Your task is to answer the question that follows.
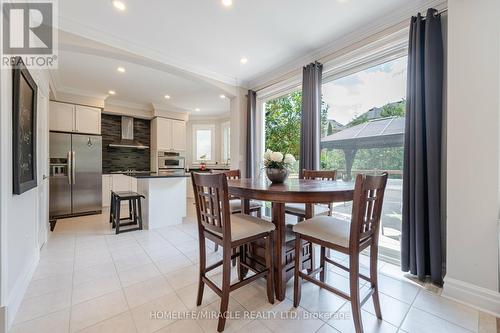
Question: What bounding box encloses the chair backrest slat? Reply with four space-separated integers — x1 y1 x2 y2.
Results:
349 173 388 248
301 169 337 181
191 172 232 237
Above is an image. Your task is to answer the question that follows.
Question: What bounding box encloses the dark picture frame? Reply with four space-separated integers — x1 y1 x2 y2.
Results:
12 57 38 195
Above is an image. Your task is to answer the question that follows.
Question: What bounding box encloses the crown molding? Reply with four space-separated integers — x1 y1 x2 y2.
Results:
248 0 447 90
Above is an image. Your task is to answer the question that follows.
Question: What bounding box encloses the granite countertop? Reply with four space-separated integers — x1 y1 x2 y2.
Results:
130 172 190 179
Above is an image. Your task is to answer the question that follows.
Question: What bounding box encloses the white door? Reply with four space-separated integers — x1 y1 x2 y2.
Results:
171 120 186 151
75 105 101 134
49 101 74 132
38 95 49 248
157 118 172 150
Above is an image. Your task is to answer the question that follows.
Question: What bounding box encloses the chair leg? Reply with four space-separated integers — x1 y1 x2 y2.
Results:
257 208 262 218
217 245 232 332
137 198 144 230
349 254 363 333
109 193 114 223
319 246 326 282
293 234 302 308
265 231 275 304
115 199 121 234
231 248 237 267
214 243 219 252
196 236 207 306
370 245 382 320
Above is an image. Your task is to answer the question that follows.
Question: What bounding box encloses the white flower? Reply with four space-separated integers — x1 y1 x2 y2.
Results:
270 151 284 162
284 154 296 164
264 149 273 160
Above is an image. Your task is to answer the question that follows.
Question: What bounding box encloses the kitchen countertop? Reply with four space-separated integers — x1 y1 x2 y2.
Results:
129 172 190 179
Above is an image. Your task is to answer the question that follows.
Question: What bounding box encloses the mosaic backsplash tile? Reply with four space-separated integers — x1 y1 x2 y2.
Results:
101 114 151 173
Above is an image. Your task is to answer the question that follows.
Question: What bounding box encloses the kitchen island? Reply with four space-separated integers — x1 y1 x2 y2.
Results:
130 172 190 229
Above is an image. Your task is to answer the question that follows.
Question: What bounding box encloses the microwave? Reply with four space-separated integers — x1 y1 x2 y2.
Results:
158 151 185 170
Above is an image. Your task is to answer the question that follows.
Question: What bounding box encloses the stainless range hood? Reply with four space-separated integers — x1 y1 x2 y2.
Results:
108 116 150 149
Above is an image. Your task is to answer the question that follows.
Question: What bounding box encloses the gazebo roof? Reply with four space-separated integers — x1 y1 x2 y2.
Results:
321 116 405 150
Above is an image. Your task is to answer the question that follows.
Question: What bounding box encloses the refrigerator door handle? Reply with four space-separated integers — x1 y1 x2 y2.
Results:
72 151 76 184
67 151 72 184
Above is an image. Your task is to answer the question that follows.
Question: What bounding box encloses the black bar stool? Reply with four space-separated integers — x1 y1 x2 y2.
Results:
109 191 145 234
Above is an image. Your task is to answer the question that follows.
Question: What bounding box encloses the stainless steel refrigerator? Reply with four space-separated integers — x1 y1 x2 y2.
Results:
49 132 102 218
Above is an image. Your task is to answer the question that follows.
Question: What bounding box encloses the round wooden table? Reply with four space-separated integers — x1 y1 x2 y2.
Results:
227 178 355 301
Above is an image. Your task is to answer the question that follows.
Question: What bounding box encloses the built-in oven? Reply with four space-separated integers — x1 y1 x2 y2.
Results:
158 151 185 170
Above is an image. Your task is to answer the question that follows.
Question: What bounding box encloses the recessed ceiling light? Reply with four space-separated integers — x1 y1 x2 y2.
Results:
108 90 116 95
164 95 171 99
240 57 248 64
220 94 226 99
222 0 232 7
117 66 125 73
195 108 200 112
112 0 126 11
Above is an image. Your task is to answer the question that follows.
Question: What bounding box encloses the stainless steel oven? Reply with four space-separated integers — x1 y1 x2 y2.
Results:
158 151 185 170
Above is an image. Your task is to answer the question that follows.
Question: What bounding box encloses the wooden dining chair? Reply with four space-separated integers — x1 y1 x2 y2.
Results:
191 172 275 332
285 169 337 222
292 173 388 333
213 169 262 253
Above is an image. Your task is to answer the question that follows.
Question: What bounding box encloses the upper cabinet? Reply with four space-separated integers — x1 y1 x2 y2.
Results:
49 101 101 135
171 120 186 151
152 117 186 151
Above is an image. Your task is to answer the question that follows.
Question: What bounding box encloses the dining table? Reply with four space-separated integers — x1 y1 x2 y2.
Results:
227 177 355 301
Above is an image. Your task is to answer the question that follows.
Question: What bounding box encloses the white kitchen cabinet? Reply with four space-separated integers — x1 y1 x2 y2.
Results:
102 175 112 207
49 101 101 134
171 120 186 151
49 101 74 132
186 176 194 199
152 117 186 151
75 105 101 134
112 174 132 192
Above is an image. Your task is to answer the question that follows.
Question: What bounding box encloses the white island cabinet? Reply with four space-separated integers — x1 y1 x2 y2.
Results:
134 174 188 228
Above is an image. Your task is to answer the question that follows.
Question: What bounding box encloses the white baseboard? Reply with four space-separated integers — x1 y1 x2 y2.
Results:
6 253 39 328
442 276 500 317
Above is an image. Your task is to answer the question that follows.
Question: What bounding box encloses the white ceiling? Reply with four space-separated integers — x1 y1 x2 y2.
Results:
54 0 437 115
53 49 230 114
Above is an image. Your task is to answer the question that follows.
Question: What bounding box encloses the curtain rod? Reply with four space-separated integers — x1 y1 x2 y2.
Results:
254 7 447 94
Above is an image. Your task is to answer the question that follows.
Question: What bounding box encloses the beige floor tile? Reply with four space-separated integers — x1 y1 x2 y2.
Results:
154 319 204 333
153 255 193 275
72 273 122 305
25 273 73 298
413 290 479 332
257 299 325 333
69 290 129 333
362 292 410 327
377 274 420 304
130 293 188 333
195 298 252 333
10 308 70 333
123 276 174 308
73 262 118 286
478 311 496 333
113 252 152 272
164 265 199 290
328 302 397 333
32 261 74 280
238 319 272 332
231 279 276 312
175 282 219 310
401 307 474 333
118 263 161 287
14 288 72 324
76 311 137 333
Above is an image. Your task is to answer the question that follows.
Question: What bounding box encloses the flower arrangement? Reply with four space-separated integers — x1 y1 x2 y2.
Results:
263 149 296 169
263 149 296 183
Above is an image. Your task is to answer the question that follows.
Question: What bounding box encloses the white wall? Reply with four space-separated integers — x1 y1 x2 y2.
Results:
443 0 500 315
0 67 51 329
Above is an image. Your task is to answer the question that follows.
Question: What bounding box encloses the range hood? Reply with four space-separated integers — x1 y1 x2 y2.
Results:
108 116 150 149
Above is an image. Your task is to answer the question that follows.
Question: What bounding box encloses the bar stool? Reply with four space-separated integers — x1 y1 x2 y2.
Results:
110 191 145 234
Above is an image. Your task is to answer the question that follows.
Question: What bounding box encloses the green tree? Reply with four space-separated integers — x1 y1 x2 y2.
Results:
380 100 406 117
265 91 329 159
327 122 334 136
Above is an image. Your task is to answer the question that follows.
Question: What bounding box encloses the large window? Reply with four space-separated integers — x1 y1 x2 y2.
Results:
321 56 407 261
193 124 215 162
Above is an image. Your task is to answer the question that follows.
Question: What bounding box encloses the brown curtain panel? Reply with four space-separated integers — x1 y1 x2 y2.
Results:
402 8 444 285
299 62 323 174
245 90 257 178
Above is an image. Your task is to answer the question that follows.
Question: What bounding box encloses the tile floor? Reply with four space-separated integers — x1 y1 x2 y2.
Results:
9 202 497 333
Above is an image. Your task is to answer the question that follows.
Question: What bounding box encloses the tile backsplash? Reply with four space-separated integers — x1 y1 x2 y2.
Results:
101 114 150 173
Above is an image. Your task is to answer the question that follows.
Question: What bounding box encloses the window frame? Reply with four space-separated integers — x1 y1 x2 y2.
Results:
192 124 216 163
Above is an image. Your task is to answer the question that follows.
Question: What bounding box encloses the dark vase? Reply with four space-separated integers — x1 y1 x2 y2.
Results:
266 168 289 183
